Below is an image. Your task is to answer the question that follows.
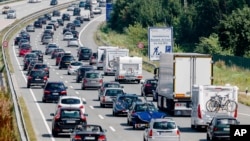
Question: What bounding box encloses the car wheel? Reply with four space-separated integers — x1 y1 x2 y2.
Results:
67 72 70 75
132 124 136 129
100 103 104 108
52 130 58 137
59 67 61 69
141 91 144 96
112 111 116 116
81 85 85 90
27 84 30 88
42 98 46 103
206 133 210 140
127 119 130 125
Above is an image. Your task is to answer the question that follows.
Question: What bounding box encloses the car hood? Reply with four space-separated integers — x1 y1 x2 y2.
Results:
134 111 166 123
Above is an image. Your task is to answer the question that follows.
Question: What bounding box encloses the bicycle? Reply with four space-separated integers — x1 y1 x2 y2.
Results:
206 93 238 112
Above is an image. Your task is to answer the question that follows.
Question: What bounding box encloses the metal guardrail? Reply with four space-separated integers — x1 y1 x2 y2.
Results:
1 1 76 141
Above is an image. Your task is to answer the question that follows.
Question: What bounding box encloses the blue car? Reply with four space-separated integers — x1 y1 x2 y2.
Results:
127 101 166 129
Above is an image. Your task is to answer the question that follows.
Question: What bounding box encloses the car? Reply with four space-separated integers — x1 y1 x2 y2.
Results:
18 38 30 48
52 10 60 16
38 16 47 24
99 87 125 108
57 19 64 26
42 35 53 45
23 53 38 63
42 29 53 37
19 44 32 57
57 96 86 114
93 7 102 14
67 38 79 47
73 19 81 27
30 50 43 62
127 101 167 129
81 70 104 90
89 52 97 65
50 0 58 5
78 47 92 61
45 43 58 55
112 94 141 116
26 24 35 32
63 31 74 40
143 118 181 141
45 25 54 33
44 13 52 20
51 48 65 59
32 63 50 77
23 58 38 71
59 55 75 69
50 107 87 137
55 52 64 66
27 70 48 88
141 78 158 96
67 61 83 75
33 20 42 28
79 1 86 8
69 124 107 141
75 16 84 24
27 60 39 74
73 7 81 16
71 30 79 39
98 81 124 100
62 13 70 21
2 5 11 14
99 1 106 7
47 23 56 31
66 22 76 30
14 36 23 46
20 32 30 41
50 20 59 28
75 65 94 83
67 5 75 11
42 81 67 102
206 114 240 141
7 9 16 19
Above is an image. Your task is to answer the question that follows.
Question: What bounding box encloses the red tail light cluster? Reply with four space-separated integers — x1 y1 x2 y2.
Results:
60 91 67 95
101 96 105 102
198 104 202 119
84 79 87 83
43 76 48 80
44 90 51 94
28 76 32 80
145 84 152 87
99 79 103 84
98 135 106 141
74 135 81 140
148 129 153 137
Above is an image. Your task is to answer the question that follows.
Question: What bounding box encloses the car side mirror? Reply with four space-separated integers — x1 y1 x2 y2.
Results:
50 113 55 116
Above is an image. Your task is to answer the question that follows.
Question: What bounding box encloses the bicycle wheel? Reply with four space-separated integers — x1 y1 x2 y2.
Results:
225 100 238 112
206 100 219 112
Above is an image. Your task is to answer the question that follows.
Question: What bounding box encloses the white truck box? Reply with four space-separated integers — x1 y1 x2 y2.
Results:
103 48 129 75
191 84 238 130
97 46 118 70
114 56 143 83
154 53 213 116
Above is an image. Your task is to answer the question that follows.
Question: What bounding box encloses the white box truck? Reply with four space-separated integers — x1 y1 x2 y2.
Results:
153 53 213 116
97 46 118 70
191 84 238 130
114 56 143 83
103 48 129 75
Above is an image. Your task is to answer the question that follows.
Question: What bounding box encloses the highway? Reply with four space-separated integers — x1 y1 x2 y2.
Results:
3 1 250 141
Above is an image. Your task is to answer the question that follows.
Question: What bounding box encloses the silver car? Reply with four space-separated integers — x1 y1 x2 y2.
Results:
67 38 79 47
7 9 16 19
26 24 35 32
67 61 83 75
99 87 125 108
81 70 103 90
143 118 181 141
45 43 58 55
42 35 53 45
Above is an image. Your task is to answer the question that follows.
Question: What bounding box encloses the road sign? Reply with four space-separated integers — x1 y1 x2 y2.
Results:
137 42 144 49
2 40 8 48
106 3 113 21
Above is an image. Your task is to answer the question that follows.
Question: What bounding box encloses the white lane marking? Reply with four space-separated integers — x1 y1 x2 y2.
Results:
56 72 59 75
75 91 79 95
109 126 116 132
98 115 104 119
239 112 250 117
52 69 55 71
82 98 86 102
79 15 105 46
60 76 63 79
65 80 68 83
89 105 94 109
70 86 73 89
13 44 55 141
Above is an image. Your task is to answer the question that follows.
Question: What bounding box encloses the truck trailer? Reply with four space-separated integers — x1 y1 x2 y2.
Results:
114 56 143 83
153 53 213 116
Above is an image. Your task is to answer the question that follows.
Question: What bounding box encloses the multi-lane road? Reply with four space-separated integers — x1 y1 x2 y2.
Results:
2 1 250 141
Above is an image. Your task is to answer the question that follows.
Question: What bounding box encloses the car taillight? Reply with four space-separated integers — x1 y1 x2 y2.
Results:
176 130 180 135
148 129 153 137
99 61 102 63
198 104 202 119
99 79 103 83
43 76 47 80
98 135 106 141
58 105 62 108
74 135 81 140
44 68 48 71
44 90 50 94
101 96 105 102
60 91 67 95
145 84 152 87
80 114 86 121
137 76 143 79
28 76 32 80
68 65 72 69
84 79 87 83
55 114 60 121
234 108 238 118
79 105 84 109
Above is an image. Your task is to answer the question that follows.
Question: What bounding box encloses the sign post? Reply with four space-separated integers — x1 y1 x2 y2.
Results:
148 27 173 61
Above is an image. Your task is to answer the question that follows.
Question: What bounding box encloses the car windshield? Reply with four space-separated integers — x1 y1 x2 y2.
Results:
80 68 93 73
118 96 137 105
34 64 47 69
60 109 80 118
81 49 90 53
86 73 99 78
25 54 37 58
153 121 176 130
61 98 81 104
136 103 157 112
217 119 237 126
105 89 124 96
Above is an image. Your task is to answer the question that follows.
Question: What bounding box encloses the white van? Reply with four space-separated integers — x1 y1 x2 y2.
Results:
96 46 118 70
191 84 238 130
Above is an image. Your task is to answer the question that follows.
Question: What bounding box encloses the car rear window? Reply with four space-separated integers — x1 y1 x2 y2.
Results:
46 83 65 90
61 98 80 104
104 83 120 88
34 64 47 69
61 109 80 118
62 56 74 61
71 62 82 66
81 49 90 53
105 89 124 96
217 119 237 125
85 73 100 78
136 104 156 112
148 80 158 84
153 121 176 130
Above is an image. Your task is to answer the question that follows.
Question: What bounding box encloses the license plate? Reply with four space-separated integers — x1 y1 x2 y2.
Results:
65 63 70 64
84 136 95 140
91 80 96 83
224 128 230 131
66 120 75 123
52 93 59 95
35 78 41 80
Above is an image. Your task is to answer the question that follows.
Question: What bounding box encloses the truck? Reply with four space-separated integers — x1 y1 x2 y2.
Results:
97 46 118 70
114 56 143 83
191 84 238 130
103 48 129 75
153 53 213 116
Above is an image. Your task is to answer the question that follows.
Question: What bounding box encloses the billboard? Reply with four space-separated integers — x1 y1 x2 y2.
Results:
148 27 173 61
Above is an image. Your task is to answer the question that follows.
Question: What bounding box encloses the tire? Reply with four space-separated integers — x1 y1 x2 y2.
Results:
52 130 58 137
27 84 30 88
206 100 219 112
226 100 238 112
141 91 144 96
191 125 195 129
67 72 70 75
100 103 104 108
59 67 61 69
127 119 130 125
206 133 210 140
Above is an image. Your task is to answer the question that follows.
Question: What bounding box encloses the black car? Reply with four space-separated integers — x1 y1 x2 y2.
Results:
30 50 43 62
62 13 70 21
32 63 50 77
79 1 86 7
20 32 30 41
62 28 71 34
73 7 81 16
75 16 84 24
141 78 158 96
59 55 74 69
33 20 42 28
69 124 107 141
76 66 94 83
71 30 79 39
14 36 22 46
51 48 65 59
27 60 39 75
73 20 81 27
57 19 64 26
50 0 58 5
78 47 92 61
42 81 67 102
27 70 48 88
44 13 52 20
52 10 60 16
23 58 38 71
38 16 47 24
206 115 240 141
66 22 76 30
112 94 141 116
50 107 87 137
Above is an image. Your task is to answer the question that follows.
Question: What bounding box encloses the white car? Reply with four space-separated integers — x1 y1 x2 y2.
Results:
67 61 83 75
63 31 74 40
49 20 59 28
93 7 102 14
7 9 16 19
67 5 75 11
57 96 86 113
67 38 79 47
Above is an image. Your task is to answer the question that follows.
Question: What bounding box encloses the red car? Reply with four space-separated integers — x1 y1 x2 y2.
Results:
19 44 32 57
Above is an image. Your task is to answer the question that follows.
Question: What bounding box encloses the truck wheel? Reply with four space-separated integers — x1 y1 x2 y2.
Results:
27 84 30 88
